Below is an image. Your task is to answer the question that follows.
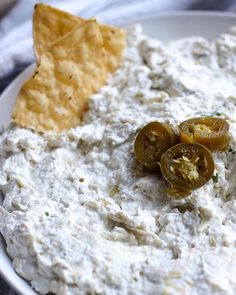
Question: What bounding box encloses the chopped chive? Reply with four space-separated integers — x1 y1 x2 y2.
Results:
228 148 236 154
109 185 119 198
225 194 231 201
215 112 222 116
45 212 49 216
212 173 218 183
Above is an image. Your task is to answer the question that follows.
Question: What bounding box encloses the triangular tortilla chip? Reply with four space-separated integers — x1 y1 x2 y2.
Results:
33 4 79 60
33 3 126 72
12 21 108 132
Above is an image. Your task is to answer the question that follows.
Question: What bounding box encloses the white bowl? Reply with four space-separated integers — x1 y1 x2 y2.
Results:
1 11 236 295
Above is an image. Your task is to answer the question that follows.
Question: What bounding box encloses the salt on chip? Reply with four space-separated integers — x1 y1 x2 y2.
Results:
33 3 126 72
12 20 108 132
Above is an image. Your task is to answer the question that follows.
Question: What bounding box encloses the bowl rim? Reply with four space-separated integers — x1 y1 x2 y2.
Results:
114 9 236 24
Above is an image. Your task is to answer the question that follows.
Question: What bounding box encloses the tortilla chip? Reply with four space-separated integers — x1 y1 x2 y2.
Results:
33 4 79 60
100 24 126 72
12 21 108 132
33 3 126 72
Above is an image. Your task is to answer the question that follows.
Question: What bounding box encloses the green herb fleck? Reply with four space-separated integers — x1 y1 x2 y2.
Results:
109 185 119 198
212 173 218 183
45 212 49 217
228 148 236 155
209 235 217 247
215 112 222 116
224 194 232 201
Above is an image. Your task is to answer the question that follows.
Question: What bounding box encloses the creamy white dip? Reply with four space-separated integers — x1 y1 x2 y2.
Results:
1 26 236 295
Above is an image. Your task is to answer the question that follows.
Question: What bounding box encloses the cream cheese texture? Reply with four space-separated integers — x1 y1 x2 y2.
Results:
1 26 236 295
